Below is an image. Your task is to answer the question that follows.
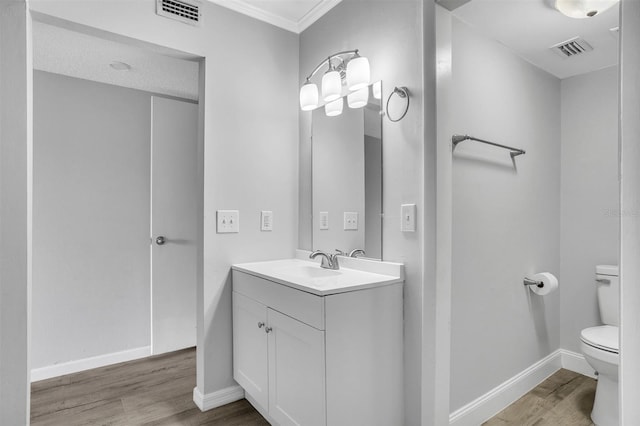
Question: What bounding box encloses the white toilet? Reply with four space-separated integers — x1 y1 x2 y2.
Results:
580 265 619 426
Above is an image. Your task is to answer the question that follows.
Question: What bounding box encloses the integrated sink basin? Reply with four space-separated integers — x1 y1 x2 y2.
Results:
278 264 342 279
232 254 403 296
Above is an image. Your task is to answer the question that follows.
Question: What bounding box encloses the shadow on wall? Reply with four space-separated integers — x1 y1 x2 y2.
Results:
526 291 552 355
453 151 519 174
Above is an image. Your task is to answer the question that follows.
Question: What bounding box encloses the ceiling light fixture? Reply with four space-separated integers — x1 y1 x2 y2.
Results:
299 49 371 117
555 0 619 18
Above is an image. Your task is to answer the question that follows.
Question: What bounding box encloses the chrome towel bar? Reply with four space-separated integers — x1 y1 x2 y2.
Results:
452 134 526 158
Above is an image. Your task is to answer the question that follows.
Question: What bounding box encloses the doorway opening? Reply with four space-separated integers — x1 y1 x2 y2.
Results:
30 18 204 423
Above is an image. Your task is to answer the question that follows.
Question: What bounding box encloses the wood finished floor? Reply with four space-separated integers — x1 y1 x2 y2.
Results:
32 350 597 426
484 369 597 426
30 348 269 426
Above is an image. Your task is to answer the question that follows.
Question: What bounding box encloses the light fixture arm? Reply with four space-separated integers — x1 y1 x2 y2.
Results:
304 49 360 81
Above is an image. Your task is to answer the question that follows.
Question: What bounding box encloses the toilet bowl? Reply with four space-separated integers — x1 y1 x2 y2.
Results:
580 325 619 426
580 265 620 426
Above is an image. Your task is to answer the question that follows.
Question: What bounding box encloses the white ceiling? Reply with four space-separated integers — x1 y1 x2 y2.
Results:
452 0 619 79
32 21 200 101
207 0 341 33
32 0 613 100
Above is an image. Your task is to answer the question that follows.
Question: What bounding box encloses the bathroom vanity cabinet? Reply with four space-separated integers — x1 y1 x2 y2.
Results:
231 259 403 426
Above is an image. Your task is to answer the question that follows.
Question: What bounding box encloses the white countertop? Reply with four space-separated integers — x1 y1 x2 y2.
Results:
232 258 403 296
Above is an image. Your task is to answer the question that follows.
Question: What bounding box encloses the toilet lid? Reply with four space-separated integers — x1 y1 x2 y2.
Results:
581 325 619 354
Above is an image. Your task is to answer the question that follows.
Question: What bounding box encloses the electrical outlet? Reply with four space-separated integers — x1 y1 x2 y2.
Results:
344 212 358 230
217 210 239 233
261 211 273 231
401 204 416 232
319 212 329 230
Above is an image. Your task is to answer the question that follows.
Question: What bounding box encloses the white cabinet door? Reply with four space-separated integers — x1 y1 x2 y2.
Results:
268 309 326 426
233 292 269 409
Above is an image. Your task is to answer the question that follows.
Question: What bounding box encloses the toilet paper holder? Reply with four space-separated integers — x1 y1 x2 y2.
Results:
523 277 544 288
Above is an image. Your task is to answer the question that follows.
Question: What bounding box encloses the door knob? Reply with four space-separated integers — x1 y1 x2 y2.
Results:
155 236 167 245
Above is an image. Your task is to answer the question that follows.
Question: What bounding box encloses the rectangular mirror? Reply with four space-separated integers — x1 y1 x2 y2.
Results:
311 81 383 260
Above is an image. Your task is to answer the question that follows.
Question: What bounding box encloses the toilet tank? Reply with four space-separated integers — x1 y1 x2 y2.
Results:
596 265 619 326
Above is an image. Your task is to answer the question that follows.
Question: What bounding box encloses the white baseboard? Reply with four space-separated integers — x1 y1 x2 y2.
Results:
449 348 600 425
560 348 597 379
31 346 151 382
449 349 562 426
193 385 245 411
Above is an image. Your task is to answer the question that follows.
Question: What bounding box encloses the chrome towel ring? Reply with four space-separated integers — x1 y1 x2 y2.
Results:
386 86 410 122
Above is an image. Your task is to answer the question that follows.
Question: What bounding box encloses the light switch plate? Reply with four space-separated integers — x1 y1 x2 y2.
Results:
344 212 358 230
401 204 416 232
319 212 329 230
260 211 273 231
217 210 239 233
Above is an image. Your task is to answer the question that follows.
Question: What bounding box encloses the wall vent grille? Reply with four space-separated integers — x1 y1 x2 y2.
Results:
550 37 593 58
156 0 201 26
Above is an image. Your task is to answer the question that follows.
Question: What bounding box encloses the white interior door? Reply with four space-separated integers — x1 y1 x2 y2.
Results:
151 96 198 355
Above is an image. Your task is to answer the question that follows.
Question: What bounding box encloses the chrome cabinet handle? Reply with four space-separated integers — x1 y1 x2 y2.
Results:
596 278 611 284
257 322 265 329
265 327 273 333
155 236 167 245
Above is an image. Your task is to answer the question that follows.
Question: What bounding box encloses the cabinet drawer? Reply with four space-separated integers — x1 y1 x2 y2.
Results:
233 270 325 330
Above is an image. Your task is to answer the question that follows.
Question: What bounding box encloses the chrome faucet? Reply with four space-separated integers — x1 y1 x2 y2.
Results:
348 249 366 258
309 250 340 270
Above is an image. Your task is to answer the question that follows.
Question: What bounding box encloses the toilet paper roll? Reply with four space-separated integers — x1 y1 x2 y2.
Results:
529 272 558 296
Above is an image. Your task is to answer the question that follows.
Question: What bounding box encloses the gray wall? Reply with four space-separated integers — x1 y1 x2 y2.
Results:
560 66 619 354
299 1 428 422
450 18 561 411
32 71 151 369
0 1 31 424
29 0 300 399
620 1 640 422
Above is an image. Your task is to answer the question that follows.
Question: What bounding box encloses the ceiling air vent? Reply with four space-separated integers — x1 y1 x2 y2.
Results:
156 0 201 26
551 37 594 58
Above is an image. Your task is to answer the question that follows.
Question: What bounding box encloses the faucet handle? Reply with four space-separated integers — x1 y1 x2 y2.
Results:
348 249 366 258
309 250 340 270
329 253 340 270
335 249 345 256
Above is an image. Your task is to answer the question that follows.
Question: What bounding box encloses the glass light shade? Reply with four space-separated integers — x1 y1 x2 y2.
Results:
555 0 618 18
346 56 370 91
325 98 343 117
299 82 319 111
373 81 382 100
322 70 342 102
347 87 369 109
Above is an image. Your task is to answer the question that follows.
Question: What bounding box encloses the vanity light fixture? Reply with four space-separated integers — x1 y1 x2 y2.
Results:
555 0 619 18
322 66 342 102
372 81 382 100
347 86 369 109
325 97 344 117
346 56 370 90
299 49 371 116
300 80 319 111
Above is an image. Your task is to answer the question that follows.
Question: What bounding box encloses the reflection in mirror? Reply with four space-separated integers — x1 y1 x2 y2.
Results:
311 82 382 260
